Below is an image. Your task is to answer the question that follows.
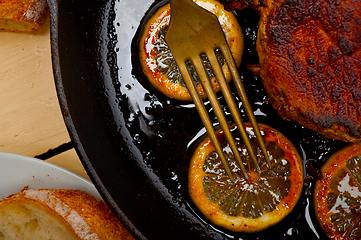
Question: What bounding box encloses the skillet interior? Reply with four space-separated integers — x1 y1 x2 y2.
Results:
48 0 218 239
48 0 346 239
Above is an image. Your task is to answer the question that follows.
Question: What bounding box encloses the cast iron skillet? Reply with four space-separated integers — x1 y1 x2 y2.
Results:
48 0 345 239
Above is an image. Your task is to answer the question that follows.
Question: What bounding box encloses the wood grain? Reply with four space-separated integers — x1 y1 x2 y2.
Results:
0 16 85 177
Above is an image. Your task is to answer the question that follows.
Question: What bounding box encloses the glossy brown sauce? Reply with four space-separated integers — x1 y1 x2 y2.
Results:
112 0 352 239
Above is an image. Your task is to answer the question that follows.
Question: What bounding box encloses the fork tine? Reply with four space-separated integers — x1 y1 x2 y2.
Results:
206 49 261 173
176 60 235 181
165 0 271 178
191 55 249 179
219 43 272 169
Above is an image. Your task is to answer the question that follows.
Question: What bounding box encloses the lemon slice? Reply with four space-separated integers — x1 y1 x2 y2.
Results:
139 0 244 101
189 123 303 232
314 143 361 240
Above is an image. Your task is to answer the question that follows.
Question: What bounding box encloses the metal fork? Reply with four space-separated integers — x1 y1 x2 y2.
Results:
165 0 271 180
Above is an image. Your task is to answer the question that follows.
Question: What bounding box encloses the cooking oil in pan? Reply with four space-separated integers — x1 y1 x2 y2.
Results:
108 0 347 238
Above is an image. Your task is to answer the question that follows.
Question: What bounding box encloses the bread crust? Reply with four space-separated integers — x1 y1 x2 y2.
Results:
0 0 48 33
0 187 135 240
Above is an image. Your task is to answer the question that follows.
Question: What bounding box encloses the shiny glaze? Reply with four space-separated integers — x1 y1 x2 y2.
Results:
113 0 350 238
117 1 348 238
57 0 349 238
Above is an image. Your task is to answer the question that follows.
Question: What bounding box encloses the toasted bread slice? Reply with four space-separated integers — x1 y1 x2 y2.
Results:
0 0 48 33
0 187 135 240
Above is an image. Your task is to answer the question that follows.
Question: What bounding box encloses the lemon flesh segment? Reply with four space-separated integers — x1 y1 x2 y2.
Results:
314 143 361 240
139 0 244 101
189 123 303 232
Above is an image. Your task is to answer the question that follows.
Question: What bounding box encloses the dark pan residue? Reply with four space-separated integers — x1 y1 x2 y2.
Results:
50 0 348 239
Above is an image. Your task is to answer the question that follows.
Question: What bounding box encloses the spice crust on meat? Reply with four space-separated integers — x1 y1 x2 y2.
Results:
221 0 361 142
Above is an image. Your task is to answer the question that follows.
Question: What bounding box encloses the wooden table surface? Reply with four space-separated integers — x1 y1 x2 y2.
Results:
0 16 89 180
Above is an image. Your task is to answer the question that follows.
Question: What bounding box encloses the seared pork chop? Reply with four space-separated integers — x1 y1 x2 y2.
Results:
222 0 361 142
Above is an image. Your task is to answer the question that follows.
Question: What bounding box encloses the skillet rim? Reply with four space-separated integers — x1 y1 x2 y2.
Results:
46 0 147 239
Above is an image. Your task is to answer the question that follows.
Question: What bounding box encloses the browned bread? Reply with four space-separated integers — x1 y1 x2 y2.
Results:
0 186 135 240
0 0 48 33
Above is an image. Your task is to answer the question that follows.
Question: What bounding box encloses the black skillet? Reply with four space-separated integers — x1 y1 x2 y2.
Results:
48 0 345 239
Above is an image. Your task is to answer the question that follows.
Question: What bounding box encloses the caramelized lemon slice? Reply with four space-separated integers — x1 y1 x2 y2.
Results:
139 0 244 101
189 123 303 232
314 143 361 240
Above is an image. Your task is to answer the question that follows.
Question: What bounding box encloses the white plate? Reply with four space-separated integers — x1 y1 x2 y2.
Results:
0 152 101 199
